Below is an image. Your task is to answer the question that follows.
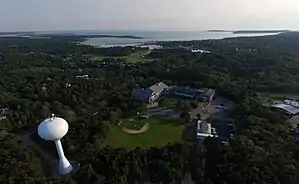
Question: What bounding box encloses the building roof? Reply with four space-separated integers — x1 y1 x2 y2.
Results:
197 133 216 137
197 120 212 134
132 88 152 102
201 122 210 133
203 89 216 97
171 86 197 96
271 104 299 115
149 82 168 94
191 49 211 53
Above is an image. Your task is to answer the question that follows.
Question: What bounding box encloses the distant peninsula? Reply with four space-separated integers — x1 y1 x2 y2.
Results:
86 35 143 39
0 32 143 39
0 31 35 36
233 30 290 34
207 30 290 34
34 34 143 39
208 30 232 33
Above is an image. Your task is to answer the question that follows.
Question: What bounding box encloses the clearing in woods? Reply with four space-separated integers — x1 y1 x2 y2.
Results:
88 50 152 63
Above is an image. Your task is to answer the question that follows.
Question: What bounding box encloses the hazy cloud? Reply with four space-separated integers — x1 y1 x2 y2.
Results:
0 0 298 31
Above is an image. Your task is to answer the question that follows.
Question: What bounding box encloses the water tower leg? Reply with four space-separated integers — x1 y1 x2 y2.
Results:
54 140 73 175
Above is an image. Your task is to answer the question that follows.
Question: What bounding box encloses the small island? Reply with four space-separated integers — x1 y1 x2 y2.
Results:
233 30 290 34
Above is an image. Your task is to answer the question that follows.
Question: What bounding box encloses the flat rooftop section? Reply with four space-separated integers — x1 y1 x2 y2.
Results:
271 103 299 115
197 133 216 137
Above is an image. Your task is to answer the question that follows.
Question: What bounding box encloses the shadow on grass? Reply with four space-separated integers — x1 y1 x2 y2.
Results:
181 123 197 142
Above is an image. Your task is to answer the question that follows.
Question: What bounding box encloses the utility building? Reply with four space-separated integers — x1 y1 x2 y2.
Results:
196 120 216 140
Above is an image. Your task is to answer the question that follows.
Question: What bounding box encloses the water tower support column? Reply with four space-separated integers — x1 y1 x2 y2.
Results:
54 140 73 175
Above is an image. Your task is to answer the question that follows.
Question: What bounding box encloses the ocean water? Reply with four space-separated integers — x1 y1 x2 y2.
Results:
79 30 279 47
0 30 279 47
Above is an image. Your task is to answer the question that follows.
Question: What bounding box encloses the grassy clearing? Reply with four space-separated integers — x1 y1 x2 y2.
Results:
104 117 184 148
89 55 106 61
88 50 151 63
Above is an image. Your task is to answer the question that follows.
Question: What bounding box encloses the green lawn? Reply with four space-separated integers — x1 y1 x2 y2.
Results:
89 55 106 61
88 50 152 63
104 117 184 148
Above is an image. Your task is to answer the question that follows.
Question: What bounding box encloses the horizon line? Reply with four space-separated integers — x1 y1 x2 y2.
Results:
0 28 296 34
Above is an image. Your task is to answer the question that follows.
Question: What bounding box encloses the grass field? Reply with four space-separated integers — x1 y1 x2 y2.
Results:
104 117 184 148
89 50 152 63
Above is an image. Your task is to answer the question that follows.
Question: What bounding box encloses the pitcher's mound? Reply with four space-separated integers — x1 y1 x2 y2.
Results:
123 123 150 134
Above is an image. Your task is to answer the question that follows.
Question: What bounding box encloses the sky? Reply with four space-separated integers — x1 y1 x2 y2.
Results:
1 0 299 32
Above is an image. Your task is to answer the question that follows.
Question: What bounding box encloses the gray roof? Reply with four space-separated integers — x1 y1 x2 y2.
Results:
197 120 211 134
171 86 197 96
201 122 210 133
132 88 152 102
149 82 168 94
203 89 216 97
271 104 299 115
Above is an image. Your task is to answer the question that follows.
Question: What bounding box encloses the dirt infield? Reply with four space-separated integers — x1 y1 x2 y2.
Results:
122 123 150 134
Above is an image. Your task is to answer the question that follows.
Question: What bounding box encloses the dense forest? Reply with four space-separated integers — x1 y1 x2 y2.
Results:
1 32 299 184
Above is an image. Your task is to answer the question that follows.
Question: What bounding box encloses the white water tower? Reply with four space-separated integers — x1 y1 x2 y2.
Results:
38 114 73 175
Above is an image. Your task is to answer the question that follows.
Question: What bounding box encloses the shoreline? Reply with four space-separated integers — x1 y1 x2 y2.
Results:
83 33 281 48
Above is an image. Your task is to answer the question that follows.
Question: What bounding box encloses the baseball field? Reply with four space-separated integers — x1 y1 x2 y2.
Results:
103 117 184 148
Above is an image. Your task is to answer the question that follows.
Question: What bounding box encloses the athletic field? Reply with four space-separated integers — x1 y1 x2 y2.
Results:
104 117 184 148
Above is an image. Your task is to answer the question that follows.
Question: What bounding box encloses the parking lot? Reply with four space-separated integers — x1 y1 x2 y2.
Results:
144 95 236 140
195 96 235 120
144 107 180 118
199 96 236 140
